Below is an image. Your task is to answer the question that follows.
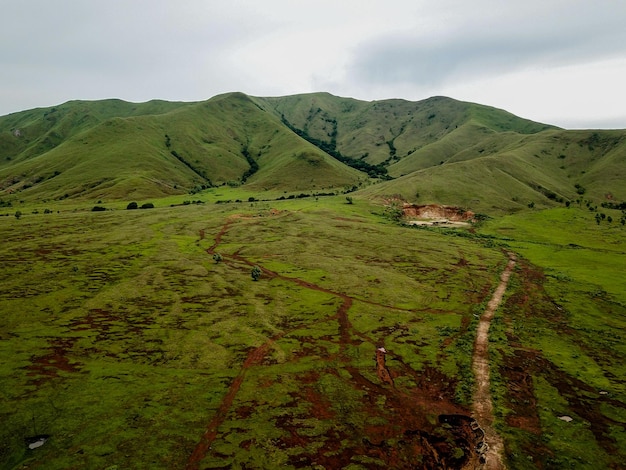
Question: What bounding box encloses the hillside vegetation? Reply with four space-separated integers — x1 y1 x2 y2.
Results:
1 92 625 469
0 92 625 214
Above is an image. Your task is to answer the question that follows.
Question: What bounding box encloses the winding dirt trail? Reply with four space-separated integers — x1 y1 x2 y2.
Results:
471 252 516 470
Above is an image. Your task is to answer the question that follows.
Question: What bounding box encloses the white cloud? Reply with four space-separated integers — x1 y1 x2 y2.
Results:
1 0 625 128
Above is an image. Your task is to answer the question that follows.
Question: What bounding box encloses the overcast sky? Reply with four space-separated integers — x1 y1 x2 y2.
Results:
2 0 625 129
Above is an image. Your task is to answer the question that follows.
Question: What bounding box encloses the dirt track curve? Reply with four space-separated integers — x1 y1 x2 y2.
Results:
471 252 517 470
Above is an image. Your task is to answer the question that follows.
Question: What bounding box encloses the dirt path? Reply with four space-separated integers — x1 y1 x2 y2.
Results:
471 252 516 470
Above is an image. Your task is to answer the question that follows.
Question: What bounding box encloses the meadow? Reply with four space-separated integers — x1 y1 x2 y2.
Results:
1 192 624 469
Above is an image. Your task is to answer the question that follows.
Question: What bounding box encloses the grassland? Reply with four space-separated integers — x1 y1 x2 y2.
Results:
1 192 624 469
6 92 624 214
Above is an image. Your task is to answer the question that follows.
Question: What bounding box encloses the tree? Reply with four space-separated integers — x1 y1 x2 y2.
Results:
213 253 223 263
251 265 262 281
14 210 22 219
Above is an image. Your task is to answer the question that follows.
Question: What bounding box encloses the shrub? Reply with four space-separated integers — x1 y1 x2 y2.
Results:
140 203 154 209
126 201 138 210
91 206 106 212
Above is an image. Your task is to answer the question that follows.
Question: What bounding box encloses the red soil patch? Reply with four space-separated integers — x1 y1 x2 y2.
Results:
376 348 394 386
26 338 81 385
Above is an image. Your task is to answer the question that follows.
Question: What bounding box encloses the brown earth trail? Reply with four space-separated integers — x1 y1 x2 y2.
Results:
471 253 517 470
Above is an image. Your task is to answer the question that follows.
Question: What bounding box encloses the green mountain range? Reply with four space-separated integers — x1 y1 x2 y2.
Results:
1 92 624 212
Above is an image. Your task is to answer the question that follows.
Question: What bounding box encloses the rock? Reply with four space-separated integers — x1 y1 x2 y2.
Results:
558 415 573 422
26 435 50 449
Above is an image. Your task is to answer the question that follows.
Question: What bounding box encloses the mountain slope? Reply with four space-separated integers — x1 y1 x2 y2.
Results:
256 94 556 170
358 128 626 213
0 93 363 201
0 92 624 212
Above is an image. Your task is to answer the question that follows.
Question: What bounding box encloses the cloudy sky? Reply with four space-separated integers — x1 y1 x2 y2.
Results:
2 0 625 128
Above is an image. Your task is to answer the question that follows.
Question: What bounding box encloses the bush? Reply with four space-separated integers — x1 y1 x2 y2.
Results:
126 201 138 210
91 206 106 212
140 203 154 209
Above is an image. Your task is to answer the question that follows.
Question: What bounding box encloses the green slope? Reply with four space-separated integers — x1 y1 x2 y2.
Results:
0 99 190 165
359 128 626 213
257 94 556 169
0 92 624 212
0 93 363 201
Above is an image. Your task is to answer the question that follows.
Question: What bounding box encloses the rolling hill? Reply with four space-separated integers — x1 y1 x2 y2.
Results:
1 92 624 212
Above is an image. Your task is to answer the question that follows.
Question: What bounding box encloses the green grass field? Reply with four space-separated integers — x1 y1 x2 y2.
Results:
1 196 625 469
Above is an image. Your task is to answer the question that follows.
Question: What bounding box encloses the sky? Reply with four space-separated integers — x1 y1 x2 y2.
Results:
1 0 625 129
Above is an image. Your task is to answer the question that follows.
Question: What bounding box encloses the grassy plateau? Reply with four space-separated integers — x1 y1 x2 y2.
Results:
1 191 624 469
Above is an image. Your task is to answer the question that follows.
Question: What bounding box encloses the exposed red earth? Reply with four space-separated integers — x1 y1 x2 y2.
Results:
402 204 476 223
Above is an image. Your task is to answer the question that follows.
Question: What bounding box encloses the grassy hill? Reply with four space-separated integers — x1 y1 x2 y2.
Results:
257 94 555 168
0 92 624 214
359 128 626 213
0 93 363 202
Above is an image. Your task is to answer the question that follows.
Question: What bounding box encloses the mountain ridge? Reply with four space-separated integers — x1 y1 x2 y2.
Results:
1 92 623 212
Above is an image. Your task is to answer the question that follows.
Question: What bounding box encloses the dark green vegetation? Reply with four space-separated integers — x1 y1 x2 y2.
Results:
1 94 625 468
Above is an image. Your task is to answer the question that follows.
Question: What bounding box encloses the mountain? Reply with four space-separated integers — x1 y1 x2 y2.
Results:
1 92 624 212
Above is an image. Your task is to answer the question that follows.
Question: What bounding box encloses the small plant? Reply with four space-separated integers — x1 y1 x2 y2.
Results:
251 265 262 281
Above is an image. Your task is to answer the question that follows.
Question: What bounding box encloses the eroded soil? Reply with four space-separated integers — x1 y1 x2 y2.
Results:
402 203 476 227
